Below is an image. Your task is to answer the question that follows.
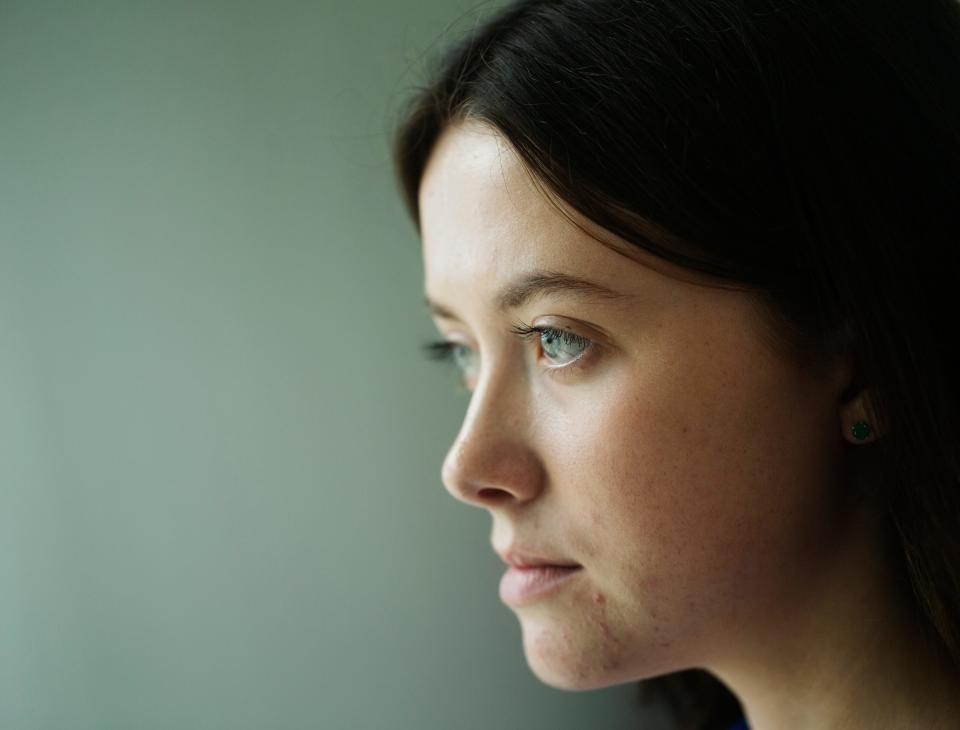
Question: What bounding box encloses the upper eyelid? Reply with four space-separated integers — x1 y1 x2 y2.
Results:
510 322 595 372
430 322 595 351
510 321 593 345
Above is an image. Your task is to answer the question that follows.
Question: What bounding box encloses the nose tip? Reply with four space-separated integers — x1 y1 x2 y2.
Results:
440 429 544 508
439 358 544 509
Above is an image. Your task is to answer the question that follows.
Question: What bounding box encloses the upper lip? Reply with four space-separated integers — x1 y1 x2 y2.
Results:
495 547 581 569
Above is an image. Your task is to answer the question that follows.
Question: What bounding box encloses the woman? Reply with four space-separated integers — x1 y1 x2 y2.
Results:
391 1 960 728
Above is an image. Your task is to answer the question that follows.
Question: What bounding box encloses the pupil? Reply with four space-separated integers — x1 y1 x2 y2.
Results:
542 331 565 359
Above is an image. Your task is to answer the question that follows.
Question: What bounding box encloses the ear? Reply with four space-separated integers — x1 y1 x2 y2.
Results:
834 351 881 444
840 390 881 444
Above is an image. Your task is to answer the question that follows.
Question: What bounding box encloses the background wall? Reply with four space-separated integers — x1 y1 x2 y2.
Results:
0 2 670 728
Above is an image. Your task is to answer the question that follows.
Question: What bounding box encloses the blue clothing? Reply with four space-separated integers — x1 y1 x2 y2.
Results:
726 720 749 730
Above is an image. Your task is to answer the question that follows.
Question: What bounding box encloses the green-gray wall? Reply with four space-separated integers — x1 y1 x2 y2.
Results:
0 2 671 728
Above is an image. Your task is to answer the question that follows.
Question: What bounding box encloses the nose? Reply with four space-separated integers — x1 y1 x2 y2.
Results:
440 366 545 509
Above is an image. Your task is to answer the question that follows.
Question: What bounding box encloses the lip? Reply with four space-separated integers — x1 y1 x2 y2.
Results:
498 564 583 607
495 548 581 569
493 546 582 607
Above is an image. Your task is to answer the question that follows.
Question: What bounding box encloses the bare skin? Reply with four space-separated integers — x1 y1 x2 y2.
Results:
418 118 960 729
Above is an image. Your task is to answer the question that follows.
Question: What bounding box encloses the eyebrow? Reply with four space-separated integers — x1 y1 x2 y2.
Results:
424 270 631 321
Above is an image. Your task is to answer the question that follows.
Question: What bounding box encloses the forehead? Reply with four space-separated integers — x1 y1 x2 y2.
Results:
419 122 635 302
420 122 559 280
417 121 713 318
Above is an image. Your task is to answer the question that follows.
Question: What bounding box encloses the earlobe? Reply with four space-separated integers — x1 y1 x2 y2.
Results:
840 390 881 444
830 344 880 444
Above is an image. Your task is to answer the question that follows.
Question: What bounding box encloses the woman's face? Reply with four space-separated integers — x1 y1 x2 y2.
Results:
419 120 854 690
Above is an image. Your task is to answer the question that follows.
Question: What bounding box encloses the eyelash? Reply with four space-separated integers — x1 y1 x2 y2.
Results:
421 321 595 384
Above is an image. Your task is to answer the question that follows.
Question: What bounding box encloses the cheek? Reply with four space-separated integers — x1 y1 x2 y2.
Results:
560 341 843 623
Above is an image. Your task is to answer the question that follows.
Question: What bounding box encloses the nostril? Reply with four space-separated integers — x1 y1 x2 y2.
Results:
477 487 510 501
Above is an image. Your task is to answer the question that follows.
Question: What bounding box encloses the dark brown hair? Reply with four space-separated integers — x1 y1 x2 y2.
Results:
390 1 960 727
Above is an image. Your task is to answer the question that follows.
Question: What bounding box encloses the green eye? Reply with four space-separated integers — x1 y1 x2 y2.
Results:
509 322 592 367
538 327 590 365
423 322 594 386
422 340 479 380
450 343 478 374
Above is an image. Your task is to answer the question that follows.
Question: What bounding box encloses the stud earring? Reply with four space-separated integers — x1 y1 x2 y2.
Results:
851 421 872 441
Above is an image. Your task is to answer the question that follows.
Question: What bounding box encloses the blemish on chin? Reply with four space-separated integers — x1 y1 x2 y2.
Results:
592 591 605 606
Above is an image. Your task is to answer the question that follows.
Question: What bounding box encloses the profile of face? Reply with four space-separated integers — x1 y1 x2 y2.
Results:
419 120 861 691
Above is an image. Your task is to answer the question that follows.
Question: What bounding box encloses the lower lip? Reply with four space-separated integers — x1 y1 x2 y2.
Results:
498 565 583 607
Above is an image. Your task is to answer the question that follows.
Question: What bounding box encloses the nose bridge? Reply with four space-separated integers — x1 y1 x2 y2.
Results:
441 360 543 507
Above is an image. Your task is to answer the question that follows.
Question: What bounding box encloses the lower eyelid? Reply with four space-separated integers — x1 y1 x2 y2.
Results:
539 342 597 380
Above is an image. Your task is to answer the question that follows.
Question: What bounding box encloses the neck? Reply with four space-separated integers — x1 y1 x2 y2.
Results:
709 497 960 730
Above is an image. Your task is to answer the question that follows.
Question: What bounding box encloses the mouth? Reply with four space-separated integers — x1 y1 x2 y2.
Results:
494 547 581 570
498 564 583 607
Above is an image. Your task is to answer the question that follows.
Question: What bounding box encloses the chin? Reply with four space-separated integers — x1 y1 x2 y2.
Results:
520 621 637 692
528 663 613 691
518 614 687 692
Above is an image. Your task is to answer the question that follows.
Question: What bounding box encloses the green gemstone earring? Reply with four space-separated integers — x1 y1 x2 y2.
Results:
851 421 872 441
